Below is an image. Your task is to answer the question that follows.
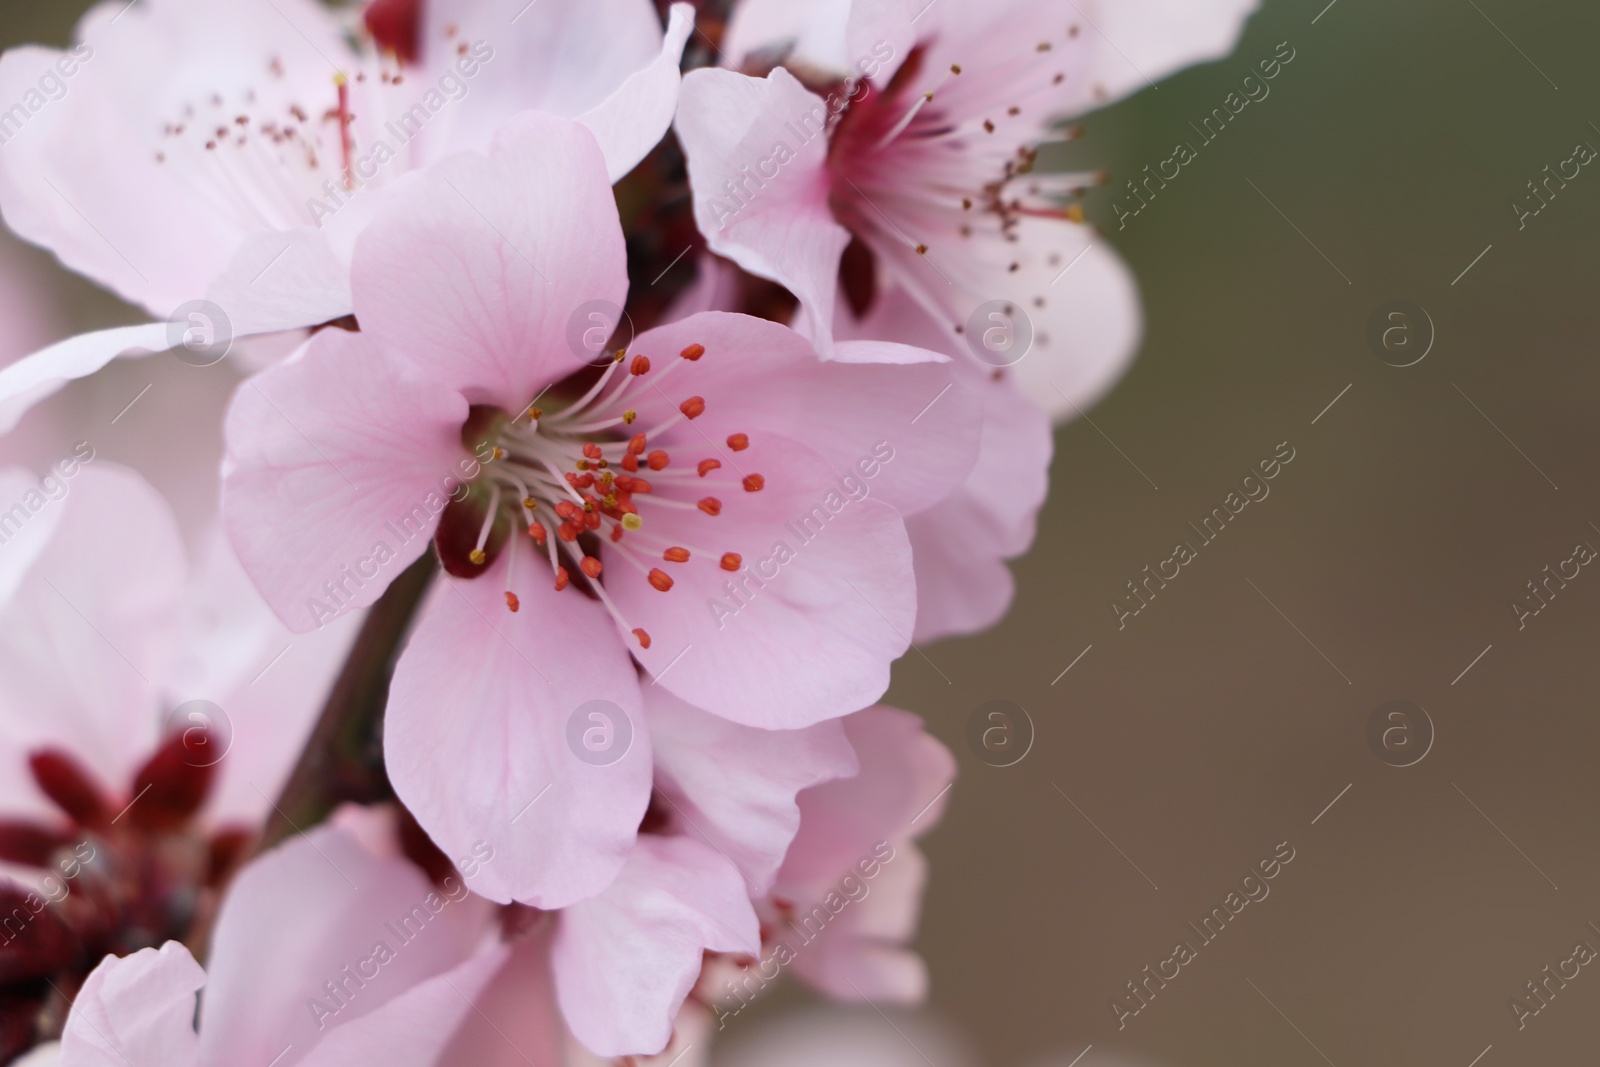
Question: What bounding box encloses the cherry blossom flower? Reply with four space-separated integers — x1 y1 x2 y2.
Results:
221 112 979 909
666 254 1048 642
438 693 873 1059
675 0 1256 419
0 462 360 1058
725 706 956 1009
0 0 693 430
53 817 505 1067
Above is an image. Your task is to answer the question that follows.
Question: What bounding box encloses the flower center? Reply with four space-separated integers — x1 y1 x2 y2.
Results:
442 342 762 650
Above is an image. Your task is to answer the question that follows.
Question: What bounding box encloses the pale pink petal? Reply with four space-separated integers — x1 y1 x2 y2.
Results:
778 707 956 890
386 537 650 908
625 313 979 516
1000 225 1142 421
58 943 203 1067
904 507 1015 643
577 4 696 182
0 466 64 608
221 328 469 632
294 945 511 1067
205 229 353 338
675 68 851 353
609 436 915 730
0 0 358 316
646 686 859 893
1084 0 1261 102
11 1042 61 1067
553 835 760 1057
912 365 1050 640
788 842 929 1002
352 112 626 407
197 823 494 1067
169 530 365 825
0 323 173 434
418 0 685 181
721 0 856 72
438 930 566 1067
0 464 184 812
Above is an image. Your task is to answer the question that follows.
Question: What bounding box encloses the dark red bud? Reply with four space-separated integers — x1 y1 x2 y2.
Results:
127 732 217 831
28 750 112 827
0 821 71 869
0 883 80 984
0 989 43 1064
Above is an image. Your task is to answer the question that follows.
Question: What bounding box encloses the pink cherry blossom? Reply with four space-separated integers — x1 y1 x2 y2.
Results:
221 112 980 908
440 688 863 1058
0 0 693 429
676 0 1255 419
0 462 362 1057
0 462 360 830
55 817 505 1067
706 705 956 1021
665 255 1049 642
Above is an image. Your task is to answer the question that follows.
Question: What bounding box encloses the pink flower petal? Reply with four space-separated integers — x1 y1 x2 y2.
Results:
646 686 859 893
386 537 650 908
553 835 760 1057
222 328 468 632
59 943 204 1067
675 68 851 354
352 112 627 408
198 823 494 1067
778 707 955 891
609 435 915 730
577 4 696 182
0 323 173 434
625 312 980 517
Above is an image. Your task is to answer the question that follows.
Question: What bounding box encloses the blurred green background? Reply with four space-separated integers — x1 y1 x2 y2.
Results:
4 0 1600 1064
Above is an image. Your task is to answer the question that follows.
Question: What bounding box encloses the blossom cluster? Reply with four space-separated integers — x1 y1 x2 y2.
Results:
0 0 1254 1063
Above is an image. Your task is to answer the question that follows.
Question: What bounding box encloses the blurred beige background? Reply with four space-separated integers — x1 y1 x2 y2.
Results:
3 0 1600 1064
